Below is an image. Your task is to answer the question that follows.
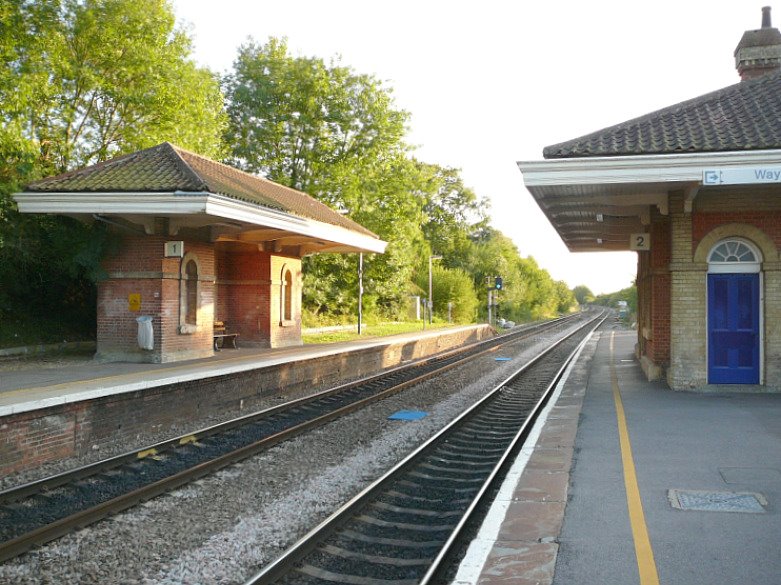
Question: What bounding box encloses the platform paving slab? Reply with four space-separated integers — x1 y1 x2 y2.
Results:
469 329 781 585
553 331 781 585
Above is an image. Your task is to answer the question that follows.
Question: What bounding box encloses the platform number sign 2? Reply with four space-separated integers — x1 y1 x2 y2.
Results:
630 233 651 251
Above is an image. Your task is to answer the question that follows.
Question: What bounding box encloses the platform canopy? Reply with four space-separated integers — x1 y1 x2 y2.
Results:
14 142 387 256
518 71 781 252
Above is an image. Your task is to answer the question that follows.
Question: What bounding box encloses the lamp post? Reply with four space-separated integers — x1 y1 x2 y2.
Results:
428 255 442 324
357 252 363 335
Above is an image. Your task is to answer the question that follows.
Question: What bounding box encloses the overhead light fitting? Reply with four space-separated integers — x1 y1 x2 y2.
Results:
596 213 604 222
597 238 603 244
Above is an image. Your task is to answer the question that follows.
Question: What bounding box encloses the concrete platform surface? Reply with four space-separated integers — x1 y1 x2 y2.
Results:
0 325 480 417
461 329 781 585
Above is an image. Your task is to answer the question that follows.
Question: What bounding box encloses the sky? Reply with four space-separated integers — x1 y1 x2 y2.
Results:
171 0 763 295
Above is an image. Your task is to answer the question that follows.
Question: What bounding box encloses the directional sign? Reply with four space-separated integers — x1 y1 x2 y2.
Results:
703 168 781 186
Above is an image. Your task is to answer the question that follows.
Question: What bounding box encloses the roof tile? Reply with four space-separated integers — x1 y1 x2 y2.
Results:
26 143 377 238
543 71 781 158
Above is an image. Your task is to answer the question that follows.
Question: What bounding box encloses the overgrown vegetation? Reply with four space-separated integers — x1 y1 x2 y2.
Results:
593 284 638 314
0 0 580 348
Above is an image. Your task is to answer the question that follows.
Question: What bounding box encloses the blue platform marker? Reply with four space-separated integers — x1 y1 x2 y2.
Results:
388 410 428 421
495 357 511 361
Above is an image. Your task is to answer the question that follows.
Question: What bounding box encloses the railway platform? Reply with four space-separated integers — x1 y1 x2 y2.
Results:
461 329 781 585
0 325 487 417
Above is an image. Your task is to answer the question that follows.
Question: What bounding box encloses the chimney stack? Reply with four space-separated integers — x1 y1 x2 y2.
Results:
735 6 781 80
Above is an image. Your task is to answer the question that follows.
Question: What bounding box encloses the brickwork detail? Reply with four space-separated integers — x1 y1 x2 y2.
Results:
97 236 214 363
656 189 781 390
668 191 709 389
216 247 272 346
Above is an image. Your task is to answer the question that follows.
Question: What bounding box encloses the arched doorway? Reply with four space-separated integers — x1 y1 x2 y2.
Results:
707 239 762 384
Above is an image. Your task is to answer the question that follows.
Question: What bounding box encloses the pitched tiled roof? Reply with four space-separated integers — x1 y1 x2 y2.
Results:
543 71 781 158
26 142 377 237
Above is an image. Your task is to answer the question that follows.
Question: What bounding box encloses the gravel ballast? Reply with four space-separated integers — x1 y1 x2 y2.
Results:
0 318 594 584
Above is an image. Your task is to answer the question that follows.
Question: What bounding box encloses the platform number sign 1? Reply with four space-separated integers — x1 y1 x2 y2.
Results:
630 233 651 251
164 241 184 258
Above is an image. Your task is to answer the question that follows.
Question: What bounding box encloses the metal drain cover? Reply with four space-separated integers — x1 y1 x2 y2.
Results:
668 489 767 513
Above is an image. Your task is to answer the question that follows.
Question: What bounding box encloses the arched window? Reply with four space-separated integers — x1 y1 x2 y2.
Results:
282 266 293 322
179 251 201 334
707 239 761 273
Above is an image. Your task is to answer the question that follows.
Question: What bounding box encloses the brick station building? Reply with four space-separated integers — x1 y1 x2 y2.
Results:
518 8 781 391
14 142 386 363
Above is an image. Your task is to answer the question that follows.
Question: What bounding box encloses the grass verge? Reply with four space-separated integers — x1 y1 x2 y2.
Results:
302 321 454 344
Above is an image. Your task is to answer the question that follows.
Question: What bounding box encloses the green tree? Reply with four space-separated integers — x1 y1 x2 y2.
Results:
226 38 430 320
416 162 489 263
573 285 595 306
553 280 577 313
594 284 637 313
7 0 226 173
0 0 226 344
224 37 408 198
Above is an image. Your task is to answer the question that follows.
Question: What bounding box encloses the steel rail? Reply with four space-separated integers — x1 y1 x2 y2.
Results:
243 311 605 585
418 313 605 584
0 314 585 563
0 315 572 506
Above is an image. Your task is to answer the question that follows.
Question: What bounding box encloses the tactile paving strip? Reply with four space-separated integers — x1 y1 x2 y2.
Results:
668 489 767 513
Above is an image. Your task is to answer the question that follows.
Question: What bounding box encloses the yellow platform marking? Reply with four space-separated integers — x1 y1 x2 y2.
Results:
610 332 660 585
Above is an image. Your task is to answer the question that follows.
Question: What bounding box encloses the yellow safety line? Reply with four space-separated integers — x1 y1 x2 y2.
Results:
610 332 661 585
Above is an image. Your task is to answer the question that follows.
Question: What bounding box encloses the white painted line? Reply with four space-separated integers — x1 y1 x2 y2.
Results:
451 331 594 584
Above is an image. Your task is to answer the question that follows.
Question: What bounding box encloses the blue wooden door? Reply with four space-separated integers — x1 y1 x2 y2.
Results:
708 273 760 384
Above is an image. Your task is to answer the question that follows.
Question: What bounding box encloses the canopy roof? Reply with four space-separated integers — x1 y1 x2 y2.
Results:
15 142 386 255
519 72 781 252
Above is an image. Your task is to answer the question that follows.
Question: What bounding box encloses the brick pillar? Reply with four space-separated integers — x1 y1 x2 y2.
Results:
638 209 671 381
764 261 781 390
668 192 708 389
97 235 214 363
269 255 303 348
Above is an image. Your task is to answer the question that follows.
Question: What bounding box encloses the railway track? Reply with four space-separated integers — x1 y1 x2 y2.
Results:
0 313 590 563
245 312 605 585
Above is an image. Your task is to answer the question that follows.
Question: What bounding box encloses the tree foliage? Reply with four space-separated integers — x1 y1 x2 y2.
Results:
224 38 407 196
573 285 595 306
593 284 637 313
0 0 226 340
226 38 430 319
2 0 226 174
2 20 582 344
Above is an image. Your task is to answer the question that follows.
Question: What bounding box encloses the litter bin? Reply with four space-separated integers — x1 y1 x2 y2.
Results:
136 316 154 350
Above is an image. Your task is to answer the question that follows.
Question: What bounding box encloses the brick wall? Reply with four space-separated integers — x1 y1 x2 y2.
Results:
637 208 672 381
97 235 214 363
97 234 167 362
693 210 781 249
668 192 709 389
662 188 781 390
0 326 494 476
216 247 272 346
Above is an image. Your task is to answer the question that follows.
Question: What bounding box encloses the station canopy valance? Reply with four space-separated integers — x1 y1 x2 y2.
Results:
14 142 386 256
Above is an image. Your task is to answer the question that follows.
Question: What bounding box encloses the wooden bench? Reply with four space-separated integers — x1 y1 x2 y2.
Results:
213 321 239 351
